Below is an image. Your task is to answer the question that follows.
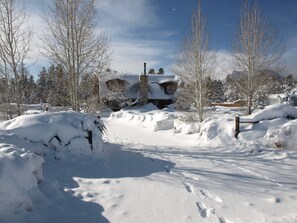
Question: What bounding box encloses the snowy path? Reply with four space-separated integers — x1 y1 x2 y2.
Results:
71 118 297 223
15 117 297 223
2 107 297 223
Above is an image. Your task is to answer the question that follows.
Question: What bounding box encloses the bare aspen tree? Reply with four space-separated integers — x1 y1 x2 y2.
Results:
42 0 111 111
233 0 285 115
0 0 32 117
174 0 216 122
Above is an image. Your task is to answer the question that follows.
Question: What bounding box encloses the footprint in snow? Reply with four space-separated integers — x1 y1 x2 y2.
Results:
82 192 94 198
219 217 233 223
164 165 171 173
196 202 212 218
200 189 223 203
110 204 118 209
181 173 199 181
182 182 194 193
102 180 111 184
266 197 281 204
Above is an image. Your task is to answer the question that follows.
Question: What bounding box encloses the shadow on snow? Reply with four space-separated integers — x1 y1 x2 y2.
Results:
28 142 175 223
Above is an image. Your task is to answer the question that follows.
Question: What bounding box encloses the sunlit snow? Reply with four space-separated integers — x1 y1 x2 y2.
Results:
0 104 297 223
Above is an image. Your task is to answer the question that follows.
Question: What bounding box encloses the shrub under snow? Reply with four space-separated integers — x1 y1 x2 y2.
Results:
265 120 297 150
238 104 297 150
0 111 105 213
0 111 105 156
240 104 297 122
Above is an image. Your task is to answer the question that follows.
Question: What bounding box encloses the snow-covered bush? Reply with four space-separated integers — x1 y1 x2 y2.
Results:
0 111 105 156
0 111 105 214
240 104 297 122
265 120 297 150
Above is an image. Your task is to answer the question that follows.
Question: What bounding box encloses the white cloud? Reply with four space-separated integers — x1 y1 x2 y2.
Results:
26 13 47 58
111 39 174 74
23 0 174 75
95 0 159 35
214 51 235 80
169 50 235 80
95 0 176 74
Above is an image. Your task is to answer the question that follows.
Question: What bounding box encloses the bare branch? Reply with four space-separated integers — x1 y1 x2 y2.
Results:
41 0 111 111
232 0 285 115
173 0 216 122
0 0 32 116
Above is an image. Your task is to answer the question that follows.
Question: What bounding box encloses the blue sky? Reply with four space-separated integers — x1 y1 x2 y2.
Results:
27 0 297 78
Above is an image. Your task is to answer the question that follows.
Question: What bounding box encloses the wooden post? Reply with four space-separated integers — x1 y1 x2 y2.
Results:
87 130 93 151
235 115 240 138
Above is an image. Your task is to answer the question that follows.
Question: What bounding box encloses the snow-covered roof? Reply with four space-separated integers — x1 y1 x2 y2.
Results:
100 72 178 100
103 72 177 83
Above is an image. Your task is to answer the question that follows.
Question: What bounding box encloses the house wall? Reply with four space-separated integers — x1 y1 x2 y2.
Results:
148 99 174 109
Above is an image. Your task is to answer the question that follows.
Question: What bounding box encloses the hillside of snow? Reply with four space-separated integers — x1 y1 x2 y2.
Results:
0 104 297 223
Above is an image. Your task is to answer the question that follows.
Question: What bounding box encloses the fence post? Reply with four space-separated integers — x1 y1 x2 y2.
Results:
235 115 240 138
87 130 93 151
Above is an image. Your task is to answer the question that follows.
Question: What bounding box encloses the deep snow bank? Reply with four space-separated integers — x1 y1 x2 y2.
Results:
238 104 297 150
110 106 175 132
0 141 44 213
109 104 297 150
265 120 297 150
109 104 201 134
0 111 105 156
240 104 297 122
0 111 105 214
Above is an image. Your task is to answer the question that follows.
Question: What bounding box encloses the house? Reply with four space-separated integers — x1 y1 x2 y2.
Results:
100 71 178 110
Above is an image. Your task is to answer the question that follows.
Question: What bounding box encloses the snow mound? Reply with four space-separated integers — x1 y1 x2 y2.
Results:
24 109 43 115
241 104 297 122
173 120 200 134
0 111 105 215
0 144 44 213
198 116 235 143
0 111 104 156
110 108 175 132
153 114 174 131
265 120 297 150
110 105 203 134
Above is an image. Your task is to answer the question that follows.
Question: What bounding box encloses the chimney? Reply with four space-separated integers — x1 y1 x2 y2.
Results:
144 62 147 76
139 62 148 105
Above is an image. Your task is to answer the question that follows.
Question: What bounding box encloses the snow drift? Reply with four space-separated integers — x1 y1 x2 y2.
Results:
0 111 105 214
109 104 297 150
236 104 297 150
240 104 297 122
110 104 175 132
0 144 44 213
265 120 297 150
0 111 105 156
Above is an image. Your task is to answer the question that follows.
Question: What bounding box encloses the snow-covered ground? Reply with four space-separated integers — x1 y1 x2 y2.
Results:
1 104 297 223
